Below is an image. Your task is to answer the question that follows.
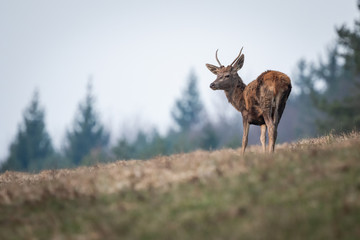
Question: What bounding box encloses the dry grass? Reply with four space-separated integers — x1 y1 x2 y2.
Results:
0 131 359 205
0 148 246 205
0 131 360 239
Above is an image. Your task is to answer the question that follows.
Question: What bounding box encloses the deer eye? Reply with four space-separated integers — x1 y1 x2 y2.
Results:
225 75 230 78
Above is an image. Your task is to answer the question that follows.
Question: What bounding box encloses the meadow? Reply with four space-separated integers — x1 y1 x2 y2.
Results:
0 132 359 239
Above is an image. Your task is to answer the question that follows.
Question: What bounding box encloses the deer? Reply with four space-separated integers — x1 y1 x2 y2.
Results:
206 48 292 154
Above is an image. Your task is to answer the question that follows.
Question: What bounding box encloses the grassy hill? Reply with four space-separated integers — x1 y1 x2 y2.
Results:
0 132 360 239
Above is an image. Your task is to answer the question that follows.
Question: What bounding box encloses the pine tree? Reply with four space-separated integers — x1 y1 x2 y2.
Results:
112 128 167 160
65 82 109 165
337 4 360 75
112 138 134 160
171 71 205 131
2 91 53 172
314 4 360 133
200 123 219 150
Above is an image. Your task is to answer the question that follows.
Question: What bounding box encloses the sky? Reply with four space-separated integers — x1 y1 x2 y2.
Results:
0 0 358 160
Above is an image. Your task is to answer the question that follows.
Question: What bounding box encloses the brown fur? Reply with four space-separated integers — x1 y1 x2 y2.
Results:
206 50 291 153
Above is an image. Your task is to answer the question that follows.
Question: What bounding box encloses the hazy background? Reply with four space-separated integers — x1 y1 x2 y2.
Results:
0 0 358 160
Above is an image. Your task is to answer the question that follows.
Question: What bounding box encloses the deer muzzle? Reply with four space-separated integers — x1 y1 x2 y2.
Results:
210 83 217 90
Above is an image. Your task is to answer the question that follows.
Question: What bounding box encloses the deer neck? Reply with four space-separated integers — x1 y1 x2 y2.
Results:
224 75 246 112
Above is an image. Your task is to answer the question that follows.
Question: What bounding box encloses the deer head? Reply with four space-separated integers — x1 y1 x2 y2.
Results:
206 48 245 90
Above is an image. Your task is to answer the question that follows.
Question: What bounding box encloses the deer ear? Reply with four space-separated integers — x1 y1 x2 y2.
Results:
233 54 245 71
206 64 219 75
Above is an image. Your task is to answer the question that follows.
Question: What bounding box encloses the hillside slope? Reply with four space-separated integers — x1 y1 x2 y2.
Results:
0 132 359 239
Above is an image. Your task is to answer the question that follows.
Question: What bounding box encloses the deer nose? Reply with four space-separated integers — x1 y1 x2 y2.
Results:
210 83 216 89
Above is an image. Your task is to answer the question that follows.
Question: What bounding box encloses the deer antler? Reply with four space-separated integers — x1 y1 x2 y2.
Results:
231 47 244 66
215 49 223 67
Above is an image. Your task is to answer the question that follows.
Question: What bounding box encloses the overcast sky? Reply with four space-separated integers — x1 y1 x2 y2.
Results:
0 0 358 160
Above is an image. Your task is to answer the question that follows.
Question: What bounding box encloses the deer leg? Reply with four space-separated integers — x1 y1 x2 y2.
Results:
241 121 250 155
273 94 281 126
272 126 278 152
260 124 267 153
268 125 277 153
264 115 276 153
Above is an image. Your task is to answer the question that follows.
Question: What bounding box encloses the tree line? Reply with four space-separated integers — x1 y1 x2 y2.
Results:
1 5 359 172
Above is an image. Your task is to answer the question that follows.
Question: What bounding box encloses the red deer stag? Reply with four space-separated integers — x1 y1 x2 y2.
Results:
206 48 292 154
